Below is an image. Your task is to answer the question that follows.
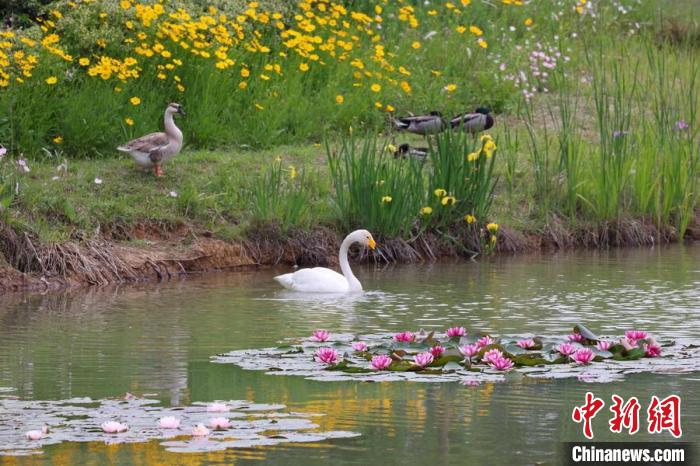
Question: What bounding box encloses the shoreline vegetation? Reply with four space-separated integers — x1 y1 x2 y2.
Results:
1 0 699 291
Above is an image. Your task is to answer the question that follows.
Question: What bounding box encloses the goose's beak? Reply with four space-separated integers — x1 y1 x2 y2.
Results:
368 237 376 250
178 108 186 116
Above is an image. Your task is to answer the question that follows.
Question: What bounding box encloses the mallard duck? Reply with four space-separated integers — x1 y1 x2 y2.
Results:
393 111 447 135
274 230 376 293
450 107 494 134
394 143 428 161
117 103 185 177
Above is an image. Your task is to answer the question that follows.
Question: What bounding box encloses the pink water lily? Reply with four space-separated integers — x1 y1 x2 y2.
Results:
621 338 637 351
573 348 594 365
311 329 330 342
413 352 434 368
393 331 415 342
644 344 662 358
558 342 577 356
206 402 230 412
25 426 48 440
314 347 339 365
446 326 467 338
596 341 613 351
489 356 514 371
208 417 231 430
430 345 445 358
351 341 368 352
476 336 494 348
101 421 128 433
191 423 210 437
459 343 480 358
158 416 180 429
371 354 393 370
567 333 584 342
483 348 504 363
625 330 648 342
517 339 536 349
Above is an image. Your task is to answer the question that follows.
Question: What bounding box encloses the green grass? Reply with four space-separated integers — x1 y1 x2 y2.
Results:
2 144 330 242
0 0 698 251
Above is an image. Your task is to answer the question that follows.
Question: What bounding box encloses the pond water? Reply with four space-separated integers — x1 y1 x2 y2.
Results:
1 245 699 464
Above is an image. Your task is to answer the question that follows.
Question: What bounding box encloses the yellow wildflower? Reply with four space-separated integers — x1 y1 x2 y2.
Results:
420 206 433 215
371 83 381 92
79 58 90 66
444 84 457 92
469 26 483 36
124 117 134 126
299 63 309 72
434 188 447 197
241 68 250 77
465 214 476 224
487 222 499 233
385 104 395 112
477 38 488 49
524 18 533 26
441 196 456 206
288 165 297 179
53 136 63 144
130 96 141 105
239 81 248 89
411 41 421 49
381 195 393 204
467 152 479 162
457 26 466 34
483 139 497 157
45 76 58 85
387 144 397 153
255 103 264 110
335 95 344 104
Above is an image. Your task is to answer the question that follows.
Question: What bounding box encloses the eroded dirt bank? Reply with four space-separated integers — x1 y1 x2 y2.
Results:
1 214 699 293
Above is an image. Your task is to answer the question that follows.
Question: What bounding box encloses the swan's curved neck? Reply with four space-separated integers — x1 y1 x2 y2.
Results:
339 235 362 291
164 111 183 143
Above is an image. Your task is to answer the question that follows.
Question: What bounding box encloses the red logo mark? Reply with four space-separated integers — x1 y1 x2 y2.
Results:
609 395 640 434
572 391 605 439
647 395 682 438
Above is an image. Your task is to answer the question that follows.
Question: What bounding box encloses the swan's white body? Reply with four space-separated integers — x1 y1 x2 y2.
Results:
274 230 375 293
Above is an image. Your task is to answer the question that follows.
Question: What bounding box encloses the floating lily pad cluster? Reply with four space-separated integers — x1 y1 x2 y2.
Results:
214 325 700 384
0 396 359 456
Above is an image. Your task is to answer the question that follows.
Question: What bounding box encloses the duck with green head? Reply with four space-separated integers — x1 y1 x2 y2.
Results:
393 111 447 135
450 107 494 134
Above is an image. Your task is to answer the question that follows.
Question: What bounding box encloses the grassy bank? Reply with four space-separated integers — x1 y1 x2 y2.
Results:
0 0 699 288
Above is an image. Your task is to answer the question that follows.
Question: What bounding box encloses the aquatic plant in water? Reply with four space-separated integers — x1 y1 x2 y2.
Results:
158 416 180 429
371 355 393 371
413 352 434 368
352 341 368 352
314 347 339 365
311 330 330 342
101 421 128 433
0 397 360 456
214 324 700 384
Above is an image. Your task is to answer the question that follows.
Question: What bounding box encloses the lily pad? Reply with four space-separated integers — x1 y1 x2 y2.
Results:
213 327 700 385
0 396 360 457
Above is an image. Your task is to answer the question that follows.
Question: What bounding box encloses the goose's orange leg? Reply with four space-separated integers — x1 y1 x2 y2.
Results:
153 164 164 177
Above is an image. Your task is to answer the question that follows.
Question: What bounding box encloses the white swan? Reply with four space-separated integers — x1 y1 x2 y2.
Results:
274 229 376 293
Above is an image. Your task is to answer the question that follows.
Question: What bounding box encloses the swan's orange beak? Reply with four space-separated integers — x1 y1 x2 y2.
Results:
368 237 376 250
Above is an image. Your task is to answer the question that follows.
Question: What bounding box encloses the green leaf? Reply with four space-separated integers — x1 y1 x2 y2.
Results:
574 324 599 342
442 361 463 372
